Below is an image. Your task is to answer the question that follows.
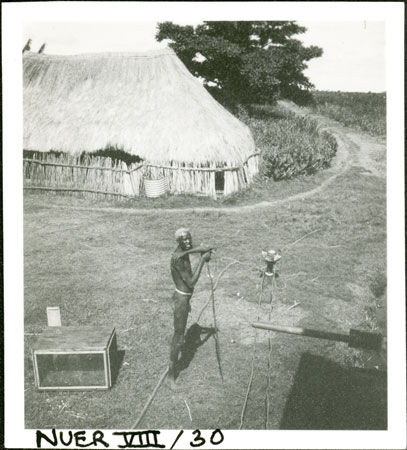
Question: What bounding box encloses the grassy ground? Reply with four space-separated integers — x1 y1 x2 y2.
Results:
311 91 386 138
24 116 387 429
25 169 332 210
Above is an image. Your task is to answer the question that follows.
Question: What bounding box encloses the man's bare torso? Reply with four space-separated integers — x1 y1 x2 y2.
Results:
171 250 194 295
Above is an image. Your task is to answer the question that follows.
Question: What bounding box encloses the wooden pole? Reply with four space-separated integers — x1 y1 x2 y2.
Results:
132 366 169 428
252 322 350 343
251 322 383 350
207 264 223 382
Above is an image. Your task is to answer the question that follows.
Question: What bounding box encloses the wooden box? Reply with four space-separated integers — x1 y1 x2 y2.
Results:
32 326 117 390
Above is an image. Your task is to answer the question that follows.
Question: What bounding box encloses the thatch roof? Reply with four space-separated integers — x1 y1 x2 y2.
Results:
23 48 255 165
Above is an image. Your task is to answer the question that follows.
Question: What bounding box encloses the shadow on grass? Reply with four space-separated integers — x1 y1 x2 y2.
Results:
111 350 125 387
176 323 217 376
280 352 387 430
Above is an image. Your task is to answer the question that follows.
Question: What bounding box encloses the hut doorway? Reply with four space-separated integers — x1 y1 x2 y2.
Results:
215 171 225 195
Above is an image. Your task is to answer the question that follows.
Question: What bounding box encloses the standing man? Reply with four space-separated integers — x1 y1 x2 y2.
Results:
168 228 213 389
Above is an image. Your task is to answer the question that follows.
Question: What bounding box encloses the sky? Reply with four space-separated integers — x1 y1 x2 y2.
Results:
23 20 386 93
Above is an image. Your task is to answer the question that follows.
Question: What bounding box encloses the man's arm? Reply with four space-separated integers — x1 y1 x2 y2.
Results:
173 251 212 289
173 246 215 262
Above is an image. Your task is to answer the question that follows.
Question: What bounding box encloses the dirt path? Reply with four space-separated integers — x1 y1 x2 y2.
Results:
40 101 385 216
279 100 386 178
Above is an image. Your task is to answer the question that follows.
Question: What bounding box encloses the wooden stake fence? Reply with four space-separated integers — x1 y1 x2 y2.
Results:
23 152 260 200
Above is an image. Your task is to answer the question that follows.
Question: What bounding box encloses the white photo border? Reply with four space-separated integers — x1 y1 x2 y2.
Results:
2 2 405 449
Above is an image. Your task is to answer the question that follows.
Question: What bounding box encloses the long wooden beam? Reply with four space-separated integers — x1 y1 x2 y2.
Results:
251 322 383 351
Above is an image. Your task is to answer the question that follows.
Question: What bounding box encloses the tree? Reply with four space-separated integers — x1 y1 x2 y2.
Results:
156 21 322 107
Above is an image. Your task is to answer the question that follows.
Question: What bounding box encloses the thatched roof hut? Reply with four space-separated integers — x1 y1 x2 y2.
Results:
23 48 258 197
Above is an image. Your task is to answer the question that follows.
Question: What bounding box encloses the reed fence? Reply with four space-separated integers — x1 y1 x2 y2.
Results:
23 152 260 200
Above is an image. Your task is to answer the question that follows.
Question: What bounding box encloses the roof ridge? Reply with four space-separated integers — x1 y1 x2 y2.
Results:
23 47 175 59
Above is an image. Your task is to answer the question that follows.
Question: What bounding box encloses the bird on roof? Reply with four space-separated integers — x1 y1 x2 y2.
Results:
22 38 32 53
38 43 46 54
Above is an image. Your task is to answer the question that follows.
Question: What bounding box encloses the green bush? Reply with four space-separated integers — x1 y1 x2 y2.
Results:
240 105 337 181
311 91 386 137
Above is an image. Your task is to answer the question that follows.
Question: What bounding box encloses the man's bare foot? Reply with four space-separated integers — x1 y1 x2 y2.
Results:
166 375 182 391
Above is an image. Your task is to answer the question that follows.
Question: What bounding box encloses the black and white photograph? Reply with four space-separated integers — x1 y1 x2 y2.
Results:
2 2 405 449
